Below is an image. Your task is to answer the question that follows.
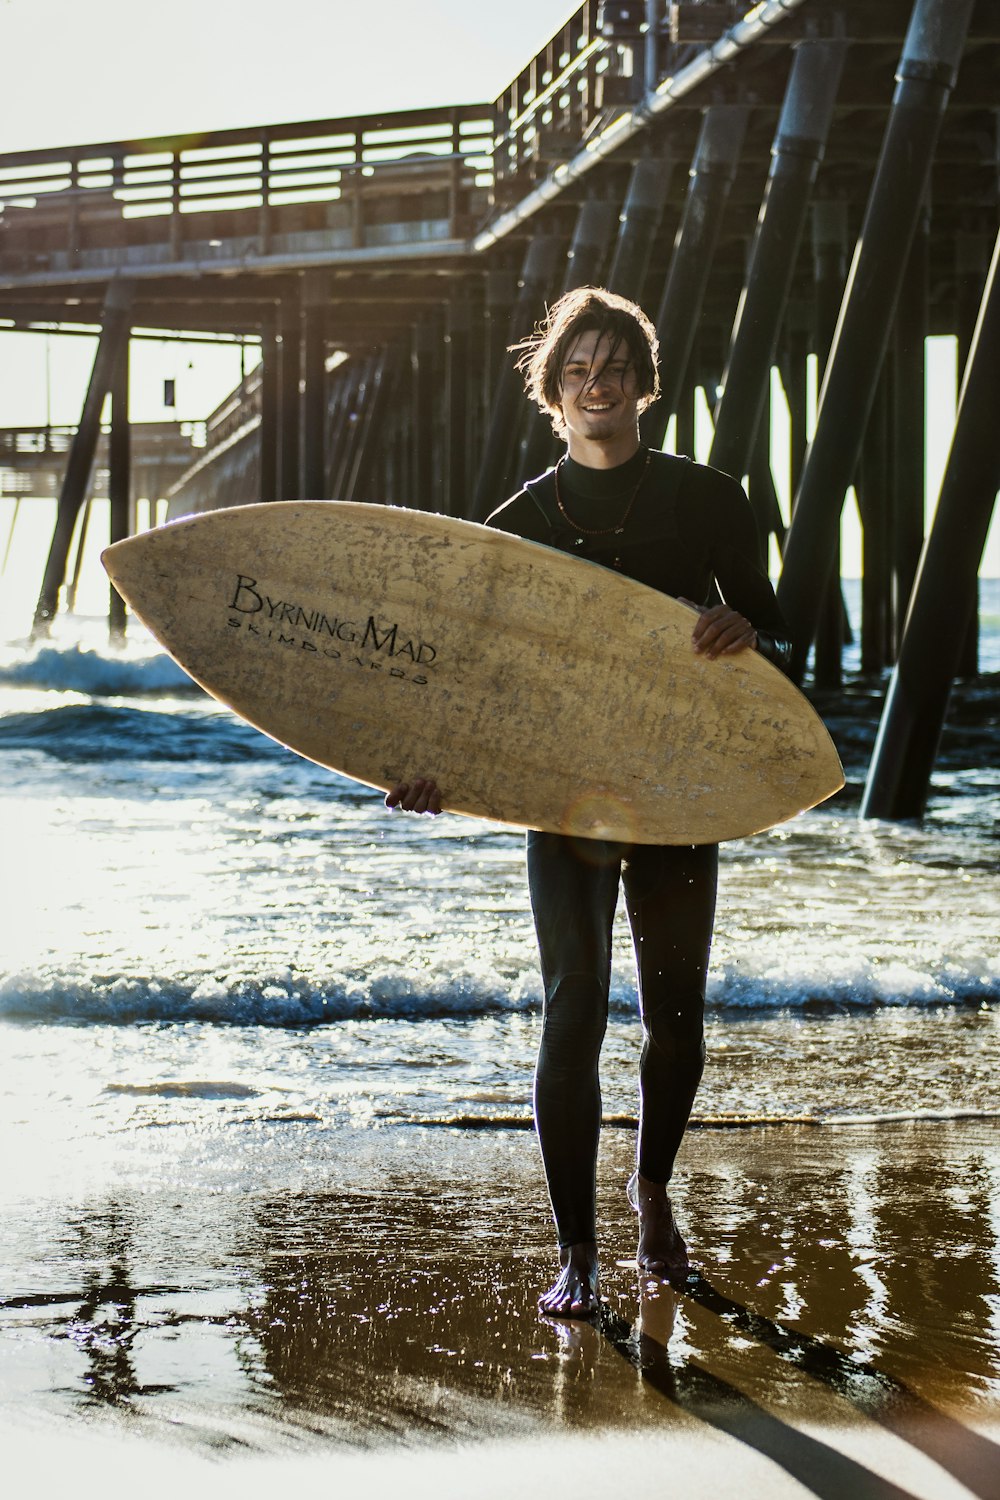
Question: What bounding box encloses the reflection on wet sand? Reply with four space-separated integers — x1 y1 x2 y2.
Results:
2 1123 999 1494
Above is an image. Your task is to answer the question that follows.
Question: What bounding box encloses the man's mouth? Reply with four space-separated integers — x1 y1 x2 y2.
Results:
583 402 614 412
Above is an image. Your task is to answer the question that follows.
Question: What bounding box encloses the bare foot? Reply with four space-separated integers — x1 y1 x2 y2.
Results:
538 1241 600 1319
627 1171 690 1280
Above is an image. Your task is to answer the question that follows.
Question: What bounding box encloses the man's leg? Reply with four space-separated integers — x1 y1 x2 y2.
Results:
622 842 718 1276
527 831 621 1316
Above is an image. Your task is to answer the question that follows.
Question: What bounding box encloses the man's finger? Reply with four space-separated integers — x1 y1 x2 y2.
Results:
404 778 428 811
690 604 730 644
694 611 755 658
721 629 757 656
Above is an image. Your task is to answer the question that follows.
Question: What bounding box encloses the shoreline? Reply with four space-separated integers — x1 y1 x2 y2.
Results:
406 1106 1000 1130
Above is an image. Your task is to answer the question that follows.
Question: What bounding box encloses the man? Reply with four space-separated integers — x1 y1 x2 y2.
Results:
388 286 791 1319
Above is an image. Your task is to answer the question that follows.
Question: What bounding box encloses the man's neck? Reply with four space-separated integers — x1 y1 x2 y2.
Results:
564 431 642 469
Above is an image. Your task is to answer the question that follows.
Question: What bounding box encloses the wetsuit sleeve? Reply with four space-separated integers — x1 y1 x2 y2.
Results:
707 474 794 674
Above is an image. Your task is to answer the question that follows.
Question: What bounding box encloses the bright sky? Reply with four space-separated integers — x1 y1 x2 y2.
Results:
0 0 580 151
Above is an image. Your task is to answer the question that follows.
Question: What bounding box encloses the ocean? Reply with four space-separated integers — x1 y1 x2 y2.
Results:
2 579 997 1128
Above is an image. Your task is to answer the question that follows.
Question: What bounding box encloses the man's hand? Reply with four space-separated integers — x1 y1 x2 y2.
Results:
384 778 442 815
680 599 757 660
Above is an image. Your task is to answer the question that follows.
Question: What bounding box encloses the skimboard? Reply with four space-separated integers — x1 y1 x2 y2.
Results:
102 501 843 843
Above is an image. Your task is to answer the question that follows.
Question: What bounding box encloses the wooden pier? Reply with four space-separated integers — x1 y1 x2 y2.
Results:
1 0 998 816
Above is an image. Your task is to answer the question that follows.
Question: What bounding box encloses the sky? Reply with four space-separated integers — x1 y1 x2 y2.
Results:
0 0 581 152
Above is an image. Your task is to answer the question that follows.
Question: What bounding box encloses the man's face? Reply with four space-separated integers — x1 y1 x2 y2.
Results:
557 328 641 447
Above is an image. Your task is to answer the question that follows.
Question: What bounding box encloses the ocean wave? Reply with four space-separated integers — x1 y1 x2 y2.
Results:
0 642 195 696
708 957 999 1013
0 976 535 1027
0 703 288 762
1 962 995 1028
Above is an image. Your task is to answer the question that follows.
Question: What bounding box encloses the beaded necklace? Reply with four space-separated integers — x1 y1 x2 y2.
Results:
553 448 651 542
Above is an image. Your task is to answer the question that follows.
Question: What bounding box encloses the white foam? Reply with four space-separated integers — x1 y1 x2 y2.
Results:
0 956 995 1028
0 641 192 696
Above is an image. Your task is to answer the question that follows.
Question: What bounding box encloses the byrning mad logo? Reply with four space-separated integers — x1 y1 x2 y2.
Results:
226 574 437 685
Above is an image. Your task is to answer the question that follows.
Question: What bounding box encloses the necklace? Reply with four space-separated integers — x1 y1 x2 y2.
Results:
553 449 651 541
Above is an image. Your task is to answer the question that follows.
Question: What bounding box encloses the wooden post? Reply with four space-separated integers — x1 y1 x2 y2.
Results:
279 285 301 500
890 206 929 654
302 273 328 498
259 309 279 503
108 333 131 639
445 297 471 517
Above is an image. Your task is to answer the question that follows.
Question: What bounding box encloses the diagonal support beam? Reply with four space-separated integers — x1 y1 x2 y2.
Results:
605 154 672 304
708 39 846 481
32 280 133 636
641 105 749 451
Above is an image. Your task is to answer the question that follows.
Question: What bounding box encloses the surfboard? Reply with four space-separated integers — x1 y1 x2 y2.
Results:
102 501 843 843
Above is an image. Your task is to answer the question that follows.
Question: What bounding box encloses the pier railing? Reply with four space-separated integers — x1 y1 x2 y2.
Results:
0 105 493 278
0 423 201 499
490 1 730 199
0 4 760 278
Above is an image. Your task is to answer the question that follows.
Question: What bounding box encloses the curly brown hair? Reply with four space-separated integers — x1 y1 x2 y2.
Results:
511 285 660 436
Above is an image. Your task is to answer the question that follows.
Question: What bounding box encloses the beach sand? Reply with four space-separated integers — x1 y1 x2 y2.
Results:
3 1116 999 1498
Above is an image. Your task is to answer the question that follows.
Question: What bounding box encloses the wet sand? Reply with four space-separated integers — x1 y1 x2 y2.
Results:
3 1118 999 1498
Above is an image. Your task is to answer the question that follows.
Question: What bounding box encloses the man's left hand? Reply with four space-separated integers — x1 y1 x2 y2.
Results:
681 599 757 659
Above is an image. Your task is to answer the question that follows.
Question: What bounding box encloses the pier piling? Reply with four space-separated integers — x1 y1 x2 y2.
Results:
301 274 328 499
259 312 279 505
861 228 1000 820
777 0 977 680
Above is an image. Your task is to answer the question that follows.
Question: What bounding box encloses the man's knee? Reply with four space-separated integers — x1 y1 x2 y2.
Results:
641 991 705 1071
538 973 609 1077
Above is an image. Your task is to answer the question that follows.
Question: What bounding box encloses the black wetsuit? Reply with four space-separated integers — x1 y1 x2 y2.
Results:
487 448 791 1249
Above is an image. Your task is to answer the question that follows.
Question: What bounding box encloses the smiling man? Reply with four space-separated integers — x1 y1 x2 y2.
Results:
388 286 791 1319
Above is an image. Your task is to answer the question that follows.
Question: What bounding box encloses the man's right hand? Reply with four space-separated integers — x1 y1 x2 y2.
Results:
384 778 442 815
